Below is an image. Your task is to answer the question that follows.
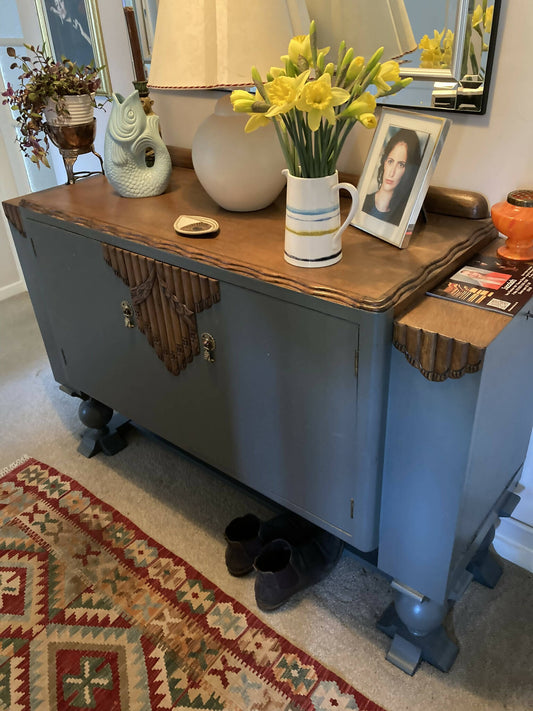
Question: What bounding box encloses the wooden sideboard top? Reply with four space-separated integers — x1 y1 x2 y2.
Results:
6 165 497 314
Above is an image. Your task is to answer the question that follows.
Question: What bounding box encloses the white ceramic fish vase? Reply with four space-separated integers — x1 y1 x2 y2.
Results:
104 90 172 198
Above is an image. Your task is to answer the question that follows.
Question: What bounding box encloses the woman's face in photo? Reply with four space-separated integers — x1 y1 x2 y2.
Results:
382 141 407 193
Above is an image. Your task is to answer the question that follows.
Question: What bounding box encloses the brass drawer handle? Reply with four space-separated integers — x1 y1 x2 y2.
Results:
121 300 136 328
201 332 216 362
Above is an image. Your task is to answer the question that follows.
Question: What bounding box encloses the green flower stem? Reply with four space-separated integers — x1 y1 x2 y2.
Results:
335 41 346 86
332 119 356 165
310 20 318 69
360 63 381 93
469 44 479 75
273 118 296 174
284 112 309 176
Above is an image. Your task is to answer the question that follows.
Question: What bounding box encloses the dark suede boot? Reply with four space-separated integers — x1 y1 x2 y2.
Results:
224 513 263 576
224 511 323 577
254 531 344 611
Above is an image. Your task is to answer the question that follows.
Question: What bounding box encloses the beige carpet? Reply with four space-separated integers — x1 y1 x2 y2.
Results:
1 291 532 711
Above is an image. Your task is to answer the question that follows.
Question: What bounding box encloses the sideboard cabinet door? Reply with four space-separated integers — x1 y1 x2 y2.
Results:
24 219 363 540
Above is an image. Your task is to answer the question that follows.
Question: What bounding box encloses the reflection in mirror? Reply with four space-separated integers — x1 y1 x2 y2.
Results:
138 0 500 115
383 0 500 113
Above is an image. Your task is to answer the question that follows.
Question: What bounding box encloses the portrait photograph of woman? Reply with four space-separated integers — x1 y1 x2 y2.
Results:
353 109 450 248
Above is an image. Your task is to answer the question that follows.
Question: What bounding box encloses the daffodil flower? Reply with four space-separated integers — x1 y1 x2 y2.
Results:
338 91 376 120
419 30 443 53
287 34 312 68
230 90 259 113
295 73 350 131
472 4 484 29
345 56 365 85
485 6 494 34
373 60 402 93
265 70 310 117
284 34 329 72
244 113 271 133
268 66 286 80
359 113 377 129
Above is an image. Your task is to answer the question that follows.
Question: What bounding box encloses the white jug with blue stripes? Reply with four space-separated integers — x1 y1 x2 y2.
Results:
283 170 358 268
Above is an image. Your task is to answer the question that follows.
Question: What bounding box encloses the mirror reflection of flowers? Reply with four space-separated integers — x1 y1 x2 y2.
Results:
419 28 454 70
230 21 412 178
418 2 494 73
464 1 494 77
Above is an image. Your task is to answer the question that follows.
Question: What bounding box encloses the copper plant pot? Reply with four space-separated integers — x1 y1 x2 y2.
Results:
45 118 97 152
44 118 104 184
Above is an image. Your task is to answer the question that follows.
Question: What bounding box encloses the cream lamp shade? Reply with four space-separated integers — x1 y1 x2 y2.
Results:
148 0 310 90
148 0 416 90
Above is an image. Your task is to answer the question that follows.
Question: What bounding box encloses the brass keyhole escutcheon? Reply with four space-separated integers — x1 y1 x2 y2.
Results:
201 332 216 362
121 300 136 328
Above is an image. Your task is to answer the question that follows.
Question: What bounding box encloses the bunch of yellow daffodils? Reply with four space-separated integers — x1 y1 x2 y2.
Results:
230 21 412 178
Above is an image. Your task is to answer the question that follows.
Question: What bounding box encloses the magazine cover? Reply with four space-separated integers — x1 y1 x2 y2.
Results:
427 255 533 316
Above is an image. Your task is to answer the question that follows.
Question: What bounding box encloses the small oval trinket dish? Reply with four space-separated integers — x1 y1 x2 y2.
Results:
174 215 219 238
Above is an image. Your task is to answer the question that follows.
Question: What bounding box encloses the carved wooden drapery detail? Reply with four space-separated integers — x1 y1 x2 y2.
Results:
393 321 485 382
103 244 220 375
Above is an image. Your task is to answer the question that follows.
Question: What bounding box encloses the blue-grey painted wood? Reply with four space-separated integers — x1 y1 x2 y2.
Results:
380 299 533 603
380 352 481 602
21 217 392 550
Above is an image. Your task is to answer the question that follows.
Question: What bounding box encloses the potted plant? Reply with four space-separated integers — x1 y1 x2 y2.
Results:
1 44 104 168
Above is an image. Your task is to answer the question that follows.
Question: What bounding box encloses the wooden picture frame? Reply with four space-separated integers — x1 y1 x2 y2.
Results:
352 108 450 248
35 0 111 95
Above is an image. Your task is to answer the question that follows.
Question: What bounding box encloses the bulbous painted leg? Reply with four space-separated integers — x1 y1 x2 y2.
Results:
377 587 458 675
394 592 447 637
77 397 128 458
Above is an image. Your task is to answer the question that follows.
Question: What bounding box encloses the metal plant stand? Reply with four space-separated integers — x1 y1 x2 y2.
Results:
45 118 104 185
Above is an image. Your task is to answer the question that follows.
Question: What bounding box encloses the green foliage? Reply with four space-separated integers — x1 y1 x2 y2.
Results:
1 44 106 168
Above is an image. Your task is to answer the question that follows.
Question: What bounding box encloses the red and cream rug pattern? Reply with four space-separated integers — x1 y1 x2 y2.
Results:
0 457 385 711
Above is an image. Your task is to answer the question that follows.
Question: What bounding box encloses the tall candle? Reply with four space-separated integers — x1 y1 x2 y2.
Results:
124 6 146 82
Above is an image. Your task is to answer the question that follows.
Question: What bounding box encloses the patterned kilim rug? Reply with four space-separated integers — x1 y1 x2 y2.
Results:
0 457 386 711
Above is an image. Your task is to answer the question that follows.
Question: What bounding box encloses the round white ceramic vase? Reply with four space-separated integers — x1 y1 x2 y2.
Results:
192 94 286 212
283 170 359 268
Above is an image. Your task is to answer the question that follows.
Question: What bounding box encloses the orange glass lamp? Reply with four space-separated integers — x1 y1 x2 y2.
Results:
491 190 533 261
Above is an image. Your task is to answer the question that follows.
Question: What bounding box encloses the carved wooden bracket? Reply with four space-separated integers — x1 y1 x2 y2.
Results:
393 321 485 382
103 244 220 375
3 202 26 238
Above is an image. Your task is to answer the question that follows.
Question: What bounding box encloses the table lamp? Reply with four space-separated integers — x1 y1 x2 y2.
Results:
148 0 416 212
148 0 309 211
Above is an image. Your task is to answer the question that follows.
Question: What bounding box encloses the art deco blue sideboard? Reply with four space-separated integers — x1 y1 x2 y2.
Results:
4 159 532 674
